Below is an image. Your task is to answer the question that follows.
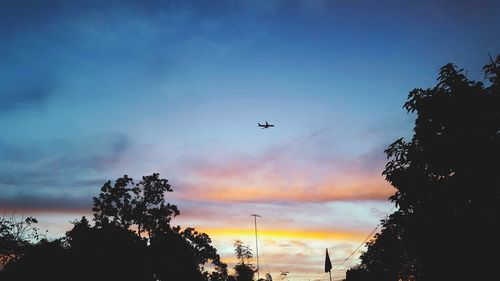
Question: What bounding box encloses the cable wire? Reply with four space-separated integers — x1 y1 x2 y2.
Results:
332 205 396 272
331 225 379 271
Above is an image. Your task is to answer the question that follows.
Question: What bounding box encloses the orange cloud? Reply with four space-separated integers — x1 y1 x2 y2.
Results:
199 227 367 242
172 137 393 203
173 174 393 203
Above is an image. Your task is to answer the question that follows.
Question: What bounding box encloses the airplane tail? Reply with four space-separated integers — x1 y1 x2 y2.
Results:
258 123 262 127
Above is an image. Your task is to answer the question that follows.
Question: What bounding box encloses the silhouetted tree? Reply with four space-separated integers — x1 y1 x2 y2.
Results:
385 56 500 280
259 272 273 281
234 263 255 281
353 211 417 281
149 226 227 281
65 216 152 281
1 173 227 281
2 216 153 281
0 238 69 281
232 240 255 281
92 173 226 281
0 216 42 267
92 173 179 237
345 265 370 281
234 239 253 263
181 227 227 276
346 55 500 281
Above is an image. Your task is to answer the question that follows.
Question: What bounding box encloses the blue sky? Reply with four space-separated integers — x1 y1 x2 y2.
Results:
1 0 499 280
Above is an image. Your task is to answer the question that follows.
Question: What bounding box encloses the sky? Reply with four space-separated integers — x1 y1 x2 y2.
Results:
1 0 499 280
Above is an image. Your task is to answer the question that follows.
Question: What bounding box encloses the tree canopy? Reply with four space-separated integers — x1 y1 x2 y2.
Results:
0 173 227 281
346 55 500 281
0 216 42 268
232 240 256 281
92 173 180 237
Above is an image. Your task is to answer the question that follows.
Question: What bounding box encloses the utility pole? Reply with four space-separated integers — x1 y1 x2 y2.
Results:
251 214 261 280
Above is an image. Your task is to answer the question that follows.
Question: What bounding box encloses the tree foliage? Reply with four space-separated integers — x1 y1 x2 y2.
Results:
355 211 417 281
346 55 500 281
232 240 255 281
234 239 253 263
0 173 227 281
92 173 179 237
0 216 42 267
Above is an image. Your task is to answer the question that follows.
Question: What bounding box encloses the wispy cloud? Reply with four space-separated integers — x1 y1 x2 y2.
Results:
0 194 91 214
0 133 134 209
171 127 393 204
174 177 391 203
0 87 52 113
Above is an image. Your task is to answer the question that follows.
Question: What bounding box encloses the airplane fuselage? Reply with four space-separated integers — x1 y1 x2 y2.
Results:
258 121 274 129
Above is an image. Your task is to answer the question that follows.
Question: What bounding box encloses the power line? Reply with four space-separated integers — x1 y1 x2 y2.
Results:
251 206 396 280
331 205 396 272
332 225 379 271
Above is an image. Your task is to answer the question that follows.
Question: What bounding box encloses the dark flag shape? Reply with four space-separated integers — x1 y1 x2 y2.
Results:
325 248 332 273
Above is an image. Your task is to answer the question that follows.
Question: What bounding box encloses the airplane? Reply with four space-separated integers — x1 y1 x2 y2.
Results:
258 120 274 129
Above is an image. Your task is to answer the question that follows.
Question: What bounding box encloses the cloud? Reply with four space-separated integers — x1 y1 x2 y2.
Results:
0 133 133 212
0 194 91 214
0 140 45 163
172 198 391 233
174 177 392 203
0 87 52 113
170 127 393 204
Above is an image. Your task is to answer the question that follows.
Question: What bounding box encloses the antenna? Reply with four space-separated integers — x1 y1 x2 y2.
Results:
488 52 495 65
251 214 261 280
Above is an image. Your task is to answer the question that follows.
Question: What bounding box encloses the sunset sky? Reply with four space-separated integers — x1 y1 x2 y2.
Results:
1 1 499 280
